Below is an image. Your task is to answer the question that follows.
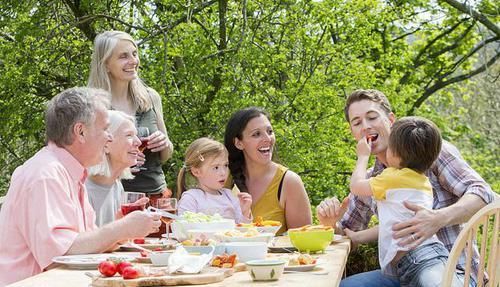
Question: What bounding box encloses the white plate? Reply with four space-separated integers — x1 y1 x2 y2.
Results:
332 234 343 243
119 238 178 251
52 254 134 270
284 263 317 272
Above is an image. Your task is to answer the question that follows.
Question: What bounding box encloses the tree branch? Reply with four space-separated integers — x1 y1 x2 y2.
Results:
408 51 500 114
439 0 500 37
62 0 96 41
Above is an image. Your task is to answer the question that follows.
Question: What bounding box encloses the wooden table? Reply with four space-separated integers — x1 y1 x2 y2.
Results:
7 237 350 287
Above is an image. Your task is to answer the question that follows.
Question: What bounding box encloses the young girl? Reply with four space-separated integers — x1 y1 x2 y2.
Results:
177 137 252 223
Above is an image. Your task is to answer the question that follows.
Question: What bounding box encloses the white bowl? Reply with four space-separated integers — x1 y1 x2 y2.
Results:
149 250 174 266
216 232 274 243
236 225 282 235
246 259 286 281
224 242 268 263
186 229 223 241
171 219 235 241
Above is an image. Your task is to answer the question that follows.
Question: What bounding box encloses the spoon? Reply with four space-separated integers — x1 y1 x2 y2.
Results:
147 206 179 220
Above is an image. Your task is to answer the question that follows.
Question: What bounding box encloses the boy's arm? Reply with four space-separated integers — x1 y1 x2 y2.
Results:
350 137 373 196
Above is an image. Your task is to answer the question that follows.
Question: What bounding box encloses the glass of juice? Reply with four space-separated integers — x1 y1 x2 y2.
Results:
121 192 146 215
155 198 177 242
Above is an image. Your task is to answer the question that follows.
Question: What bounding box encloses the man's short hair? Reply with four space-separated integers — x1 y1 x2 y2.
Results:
45 87 110 146
344 89 392 122
389 116 442 173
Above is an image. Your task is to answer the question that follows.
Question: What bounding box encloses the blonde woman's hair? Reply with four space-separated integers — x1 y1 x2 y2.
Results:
176 137 228 198
88 30 152 112
88 110 135 180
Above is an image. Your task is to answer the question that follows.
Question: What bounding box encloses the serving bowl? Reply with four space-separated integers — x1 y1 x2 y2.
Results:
149 250 175 266
235 225 282 235
288 229 333 253
224 242 268 262
171 219 235 241
245 259 286 281
215 231 274 243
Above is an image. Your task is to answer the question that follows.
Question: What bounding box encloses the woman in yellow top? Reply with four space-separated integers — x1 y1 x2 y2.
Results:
224 107 312 234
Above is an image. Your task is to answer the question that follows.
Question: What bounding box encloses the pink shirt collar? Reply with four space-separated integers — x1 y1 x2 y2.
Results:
47 142 88 183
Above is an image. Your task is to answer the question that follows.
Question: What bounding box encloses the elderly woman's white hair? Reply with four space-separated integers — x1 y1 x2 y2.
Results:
88 110 135 179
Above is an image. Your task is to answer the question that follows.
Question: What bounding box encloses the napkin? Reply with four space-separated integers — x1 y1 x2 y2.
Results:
168 246 214 274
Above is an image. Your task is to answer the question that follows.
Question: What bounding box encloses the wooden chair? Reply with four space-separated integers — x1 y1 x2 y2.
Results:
442 200 500 287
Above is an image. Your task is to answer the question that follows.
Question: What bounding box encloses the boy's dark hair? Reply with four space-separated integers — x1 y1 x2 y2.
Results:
344 89 392 122
389 116 442 173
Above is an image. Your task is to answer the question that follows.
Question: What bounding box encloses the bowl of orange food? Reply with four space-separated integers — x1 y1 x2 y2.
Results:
236 216 282 235
288 225 333 253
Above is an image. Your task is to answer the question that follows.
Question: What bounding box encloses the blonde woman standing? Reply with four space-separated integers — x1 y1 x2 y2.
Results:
88 31 173 206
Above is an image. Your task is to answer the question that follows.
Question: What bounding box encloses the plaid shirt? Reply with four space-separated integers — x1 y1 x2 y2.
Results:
339 141 496 282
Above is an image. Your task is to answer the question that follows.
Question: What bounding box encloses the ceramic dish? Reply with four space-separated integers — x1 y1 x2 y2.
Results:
216 232 274 243
52 254 134 270
284 263 317 272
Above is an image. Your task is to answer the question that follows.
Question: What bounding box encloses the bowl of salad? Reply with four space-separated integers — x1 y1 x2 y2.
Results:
171 211 235 241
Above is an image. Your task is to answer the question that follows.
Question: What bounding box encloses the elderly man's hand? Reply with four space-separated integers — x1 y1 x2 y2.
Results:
121 211 162 239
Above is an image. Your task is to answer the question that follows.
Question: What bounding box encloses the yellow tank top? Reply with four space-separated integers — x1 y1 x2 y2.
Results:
252 164 288 235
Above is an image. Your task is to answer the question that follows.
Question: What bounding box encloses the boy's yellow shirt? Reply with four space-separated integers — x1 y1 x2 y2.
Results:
369 167 432 200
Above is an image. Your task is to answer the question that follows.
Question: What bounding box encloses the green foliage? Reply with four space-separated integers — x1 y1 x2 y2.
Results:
0 0 498 222
0 0 498 276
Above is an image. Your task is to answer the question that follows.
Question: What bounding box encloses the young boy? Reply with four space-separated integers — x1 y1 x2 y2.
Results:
350 116 461 286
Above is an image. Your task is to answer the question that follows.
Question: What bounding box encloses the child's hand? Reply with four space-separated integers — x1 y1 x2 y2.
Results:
237 192 252 217
356 135 372 157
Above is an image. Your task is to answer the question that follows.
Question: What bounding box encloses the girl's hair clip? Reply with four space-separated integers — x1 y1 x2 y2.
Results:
197 151 205 162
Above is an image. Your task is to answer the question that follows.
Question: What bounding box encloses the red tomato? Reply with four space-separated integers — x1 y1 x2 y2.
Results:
98 260 117 277
122 266 140 279
140 250 149 257
133 238 145 244
152 247 163 252
116 261 133 275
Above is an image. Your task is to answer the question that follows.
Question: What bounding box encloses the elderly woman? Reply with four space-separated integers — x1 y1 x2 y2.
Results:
86 110 142 226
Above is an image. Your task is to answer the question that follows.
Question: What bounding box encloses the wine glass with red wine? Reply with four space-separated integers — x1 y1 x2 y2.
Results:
137 127 150 152
155 198 177 242
132 127 149 171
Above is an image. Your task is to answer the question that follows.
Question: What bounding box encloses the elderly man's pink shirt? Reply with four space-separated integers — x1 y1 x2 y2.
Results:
0 143 97 286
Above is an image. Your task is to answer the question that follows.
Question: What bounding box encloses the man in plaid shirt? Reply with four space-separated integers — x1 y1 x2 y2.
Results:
317 89 496 287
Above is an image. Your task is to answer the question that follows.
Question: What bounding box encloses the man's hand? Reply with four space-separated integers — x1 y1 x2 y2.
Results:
316 197 349 228
121 211 162 239
393 201 443 249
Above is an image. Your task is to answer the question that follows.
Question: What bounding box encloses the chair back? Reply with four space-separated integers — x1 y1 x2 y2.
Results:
442 200 500 287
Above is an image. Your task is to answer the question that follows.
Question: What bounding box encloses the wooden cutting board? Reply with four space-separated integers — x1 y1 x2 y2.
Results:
91 267 232 287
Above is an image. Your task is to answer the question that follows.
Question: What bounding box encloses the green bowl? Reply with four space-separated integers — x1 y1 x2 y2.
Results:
288 230 333 252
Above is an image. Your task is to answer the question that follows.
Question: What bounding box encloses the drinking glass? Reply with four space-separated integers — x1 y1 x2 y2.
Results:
121 192 146 216
137 127 150 152
155 198 177 242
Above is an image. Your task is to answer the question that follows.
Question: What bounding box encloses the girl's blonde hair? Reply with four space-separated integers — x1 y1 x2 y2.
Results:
176 137 228 198
88 110 135 180
88 30 152 112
